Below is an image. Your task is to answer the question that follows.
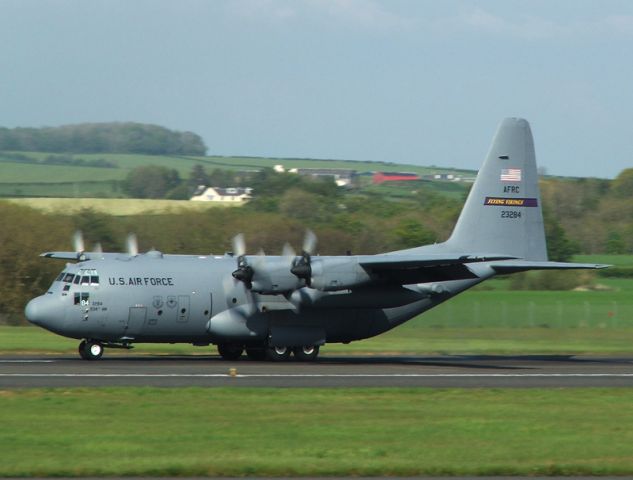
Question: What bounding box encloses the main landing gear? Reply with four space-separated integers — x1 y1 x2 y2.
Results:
78 339 104 360
217 343 320 362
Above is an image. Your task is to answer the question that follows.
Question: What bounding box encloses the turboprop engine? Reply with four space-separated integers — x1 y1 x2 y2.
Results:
296 257 372 291
230 231 376 295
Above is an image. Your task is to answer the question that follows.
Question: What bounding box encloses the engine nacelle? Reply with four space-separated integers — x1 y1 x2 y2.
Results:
309 257 372 291
250 258 304 294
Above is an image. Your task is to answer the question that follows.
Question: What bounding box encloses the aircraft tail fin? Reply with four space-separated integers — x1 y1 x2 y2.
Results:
445 118 547 261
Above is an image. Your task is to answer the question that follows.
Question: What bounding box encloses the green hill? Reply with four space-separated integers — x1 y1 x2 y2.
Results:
0 150 475 198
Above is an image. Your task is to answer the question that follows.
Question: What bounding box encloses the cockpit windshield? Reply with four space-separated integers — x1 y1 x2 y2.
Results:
55 270 100 287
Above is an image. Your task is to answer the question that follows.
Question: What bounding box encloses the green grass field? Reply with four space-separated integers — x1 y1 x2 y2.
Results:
1 388 632 476
5 276 633 355
1 151 476 177
575 254 633 267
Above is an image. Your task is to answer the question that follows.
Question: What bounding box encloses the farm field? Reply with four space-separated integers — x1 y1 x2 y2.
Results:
1 387 632 477
0 151 475 198
4 197 242 215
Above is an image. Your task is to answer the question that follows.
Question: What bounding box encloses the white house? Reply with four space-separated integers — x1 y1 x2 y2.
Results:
190 186 253 202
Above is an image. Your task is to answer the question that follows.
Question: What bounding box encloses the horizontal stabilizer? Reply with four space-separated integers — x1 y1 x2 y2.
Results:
490 260 609 274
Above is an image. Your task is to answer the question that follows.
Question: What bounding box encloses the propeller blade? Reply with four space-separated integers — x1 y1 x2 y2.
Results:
282 242 296 260
253 250 266 269
303 229 317 255
126 233 139 256
222 275 236 299
72 231 85 253
223 273 258 315
232 233 246 257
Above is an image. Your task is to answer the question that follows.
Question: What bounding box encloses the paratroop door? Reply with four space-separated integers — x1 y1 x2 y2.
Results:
126 307 146 336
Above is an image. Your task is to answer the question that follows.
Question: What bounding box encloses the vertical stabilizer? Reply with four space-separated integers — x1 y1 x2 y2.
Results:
445 118 547 261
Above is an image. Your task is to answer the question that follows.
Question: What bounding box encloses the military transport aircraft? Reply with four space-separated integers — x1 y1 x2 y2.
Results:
25 118 605 361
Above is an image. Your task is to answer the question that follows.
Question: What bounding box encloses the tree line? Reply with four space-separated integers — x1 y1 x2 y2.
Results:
0 123 206 155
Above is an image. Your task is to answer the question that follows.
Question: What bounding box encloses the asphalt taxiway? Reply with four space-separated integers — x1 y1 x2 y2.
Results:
3 354 633 387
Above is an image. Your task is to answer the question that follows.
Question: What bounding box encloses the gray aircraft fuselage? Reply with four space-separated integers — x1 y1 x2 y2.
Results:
27 252 488 346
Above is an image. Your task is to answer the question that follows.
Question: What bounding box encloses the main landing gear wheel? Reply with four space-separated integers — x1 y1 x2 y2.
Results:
293 345 320 362
217 344 244 360
78 340 103 360
266 346 291 362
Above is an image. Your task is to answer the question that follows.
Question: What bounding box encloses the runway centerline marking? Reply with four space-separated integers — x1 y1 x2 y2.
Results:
2 373 633 378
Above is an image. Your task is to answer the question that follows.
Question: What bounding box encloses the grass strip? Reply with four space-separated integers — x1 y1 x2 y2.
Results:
0 388 632 477
5 325 633 356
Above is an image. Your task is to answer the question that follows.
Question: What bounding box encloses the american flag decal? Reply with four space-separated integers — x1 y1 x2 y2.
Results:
500 168 521 182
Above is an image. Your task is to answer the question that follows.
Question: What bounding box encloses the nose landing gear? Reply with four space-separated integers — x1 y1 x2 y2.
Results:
78 340 104 360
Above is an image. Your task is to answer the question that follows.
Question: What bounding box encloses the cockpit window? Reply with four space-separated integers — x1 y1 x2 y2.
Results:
80 276 90 285
63 273 75 283
56 272 65 281
73 276 81 285
90 276 99 286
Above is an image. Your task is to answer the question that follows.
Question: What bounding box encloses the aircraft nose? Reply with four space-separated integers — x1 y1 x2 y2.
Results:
25 296 59 328
25 296 45 325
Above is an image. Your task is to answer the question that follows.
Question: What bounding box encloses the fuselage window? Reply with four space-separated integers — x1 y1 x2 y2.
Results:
90 276 99 286
80 276 90 285
73 276 81 285
63 273 75 283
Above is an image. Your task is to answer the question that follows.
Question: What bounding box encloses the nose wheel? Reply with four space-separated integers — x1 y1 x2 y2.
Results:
217 343 244 360
78 340 104 360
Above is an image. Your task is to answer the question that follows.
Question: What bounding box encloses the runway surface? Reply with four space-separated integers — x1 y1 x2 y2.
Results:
3 353 633 387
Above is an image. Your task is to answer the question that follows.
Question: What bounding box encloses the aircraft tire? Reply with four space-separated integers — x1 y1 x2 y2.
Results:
81 340 103 360
266 346 291 362
78 340 89 360
217 343 243 360
245 348 267 361
293 345 320 362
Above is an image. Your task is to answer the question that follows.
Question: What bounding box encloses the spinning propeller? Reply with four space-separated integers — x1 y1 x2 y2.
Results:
290 229 317 286
230 230 317 293
70 230 137 259
72 231 103 260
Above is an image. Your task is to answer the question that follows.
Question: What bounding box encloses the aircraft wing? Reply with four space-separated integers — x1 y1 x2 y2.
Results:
359 253 518 269
40 252 122 261
356 253 518 283
355 255 607 284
